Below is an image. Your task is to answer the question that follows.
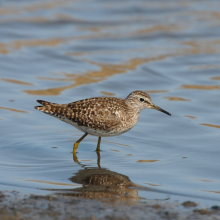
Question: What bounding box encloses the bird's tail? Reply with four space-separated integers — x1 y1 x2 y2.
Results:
34 100 69 121
34 100 54 111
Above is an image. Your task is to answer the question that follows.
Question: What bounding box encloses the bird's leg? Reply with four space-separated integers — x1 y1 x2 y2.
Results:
96 137 101 152
96 150 101 168
73 133 88 154
73 152 80 164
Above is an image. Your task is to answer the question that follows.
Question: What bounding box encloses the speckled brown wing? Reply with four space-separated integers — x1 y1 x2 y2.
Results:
67 97 124 131
35 97 126 131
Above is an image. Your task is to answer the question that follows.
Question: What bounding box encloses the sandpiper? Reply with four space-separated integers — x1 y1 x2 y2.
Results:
35 91 171 153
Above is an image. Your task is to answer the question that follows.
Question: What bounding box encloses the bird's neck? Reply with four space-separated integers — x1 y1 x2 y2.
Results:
124 100 141 127
124 99 141 114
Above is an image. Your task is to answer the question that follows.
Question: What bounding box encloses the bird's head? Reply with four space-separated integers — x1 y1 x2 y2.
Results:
125 91 171 116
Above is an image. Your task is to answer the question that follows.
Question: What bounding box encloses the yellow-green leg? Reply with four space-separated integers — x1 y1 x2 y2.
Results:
73 133 88 154
96 137 101 152
73 152 79 164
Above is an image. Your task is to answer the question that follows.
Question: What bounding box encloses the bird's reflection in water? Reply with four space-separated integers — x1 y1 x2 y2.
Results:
54 152 141 203
73 151 101 167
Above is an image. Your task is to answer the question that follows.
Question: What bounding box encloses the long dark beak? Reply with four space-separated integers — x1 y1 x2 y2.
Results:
151 103 171 116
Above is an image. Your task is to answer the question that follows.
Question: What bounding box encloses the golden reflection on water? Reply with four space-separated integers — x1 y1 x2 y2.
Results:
0 106 28 113
203 190 220 194
194 10 220 26
19 45 220 96
200 123 220 129
109 149 120 152
2 34 220 57
211 76 220 80
182 40 220 54
13 38 65 50
137 160 159 163
0 43 8 54
1 78 33 85
100 91 115 96
0 0 220 61
137 24 180 34
0 13 76 24
164 97 191 101
0 38 62 54
180 85 220 90
184 115 197 119
0 0 73 16
23 55 170 96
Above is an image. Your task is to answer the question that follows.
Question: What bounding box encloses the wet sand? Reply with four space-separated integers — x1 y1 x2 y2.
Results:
0 191 220 220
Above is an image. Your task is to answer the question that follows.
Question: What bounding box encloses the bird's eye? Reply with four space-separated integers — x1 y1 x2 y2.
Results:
140 98 144 102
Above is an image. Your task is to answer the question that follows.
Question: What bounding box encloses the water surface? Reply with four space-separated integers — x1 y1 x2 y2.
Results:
0 0 220 206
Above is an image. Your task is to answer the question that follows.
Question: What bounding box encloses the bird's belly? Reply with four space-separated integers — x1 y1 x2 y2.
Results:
79 126 123 137
59 116 127 137
50 113 136 137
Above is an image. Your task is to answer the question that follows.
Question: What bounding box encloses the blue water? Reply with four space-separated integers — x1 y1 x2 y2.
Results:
0 0 220 206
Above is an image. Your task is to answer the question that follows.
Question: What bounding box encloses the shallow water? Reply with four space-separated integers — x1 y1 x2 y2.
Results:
0 0 220 207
